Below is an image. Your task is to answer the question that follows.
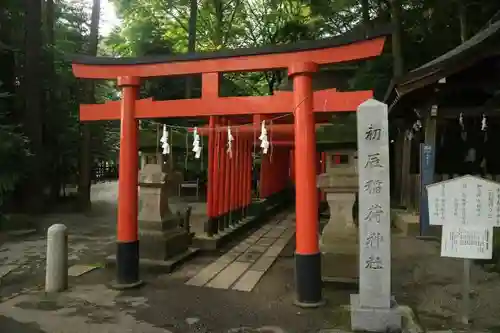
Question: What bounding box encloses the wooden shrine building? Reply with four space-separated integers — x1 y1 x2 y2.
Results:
386 17 500 215
71 27 390 306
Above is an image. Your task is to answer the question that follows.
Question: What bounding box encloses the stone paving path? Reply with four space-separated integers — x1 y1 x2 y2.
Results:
186 212 295 292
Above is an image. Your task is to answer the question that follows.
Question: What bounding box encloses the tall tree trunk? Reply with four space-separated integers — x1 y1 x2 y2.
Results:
45 0 61 200
361 0 371 30
458 0 468 42
389 0 404 78
212 0 224 48
0 3 16 108
78 0 100 211
185 0 197 99
23 0 44 213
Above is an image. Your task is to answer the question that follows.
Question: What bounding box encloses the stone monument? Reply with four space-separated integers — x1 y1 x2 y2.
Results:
317 148 359 282
138 163 193 263
350 99 401 331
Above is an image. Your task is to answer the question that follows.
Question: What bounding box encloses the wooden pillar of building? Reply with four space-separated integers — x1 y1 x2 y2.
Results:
270 154 277 195
393 127 404 206
229 134 237 225
289 62 323 307
214 120 223 232
238 138 244 219
243 138 250 216
233 137 241 223
115 76 142 289
206 116 216 236
203 73 220 236
241 139 246 213
260 154 269 198
320 152 326 202
401 130 412 208
219 119 228 231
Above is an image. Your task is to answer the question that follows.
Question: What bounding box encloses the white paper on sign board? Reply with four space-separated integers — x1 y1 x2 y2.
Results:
440 223 493 259
427 178 462 225
427 175 500 227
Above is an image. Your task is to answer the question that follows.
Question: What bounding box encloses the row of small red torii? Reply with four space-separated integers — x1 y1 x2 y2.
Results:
71 34 387 306
194 116 330 237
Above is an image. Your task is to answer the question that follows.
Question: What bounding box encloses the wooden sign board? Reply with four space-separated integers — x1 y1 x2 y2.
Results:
427 175 500 260
427 175 500 227
441 224 493 259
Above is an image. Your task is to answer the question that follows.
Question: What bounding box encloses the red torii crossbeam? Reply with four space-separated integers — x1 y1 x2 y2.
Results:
71 29 389 306
79 89 372 121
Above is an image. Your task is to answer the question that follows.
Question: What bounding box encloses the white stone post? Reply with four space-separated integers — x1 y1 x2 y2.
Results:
45 224 68 292
350 99 401 332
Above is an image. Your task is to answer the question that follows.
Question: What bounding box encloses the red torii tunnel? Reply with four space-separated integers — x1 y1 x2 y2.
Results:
191 121 331 199
71 29 389 307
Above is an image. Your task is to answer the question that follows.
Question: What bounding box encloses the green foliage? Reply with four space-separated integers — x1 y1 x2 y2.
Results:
2 0 500 212
0 1 121 211
0 85 30 206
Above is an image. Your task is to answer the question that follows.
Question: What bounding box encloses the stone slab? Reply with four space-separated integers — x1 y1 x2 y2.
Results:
350 294 402 332
0 265 17 279
247 245 267 253
205 261 250 289
191 200 290 251
274 237 292 248
186 256 233 287
251 229 268 238
232 270 265 292
68 265 98 277
256 237 275 247
392 210 420 236
322 252 358 282
263 244 285 257
264 228 286 238
250 255 276 272
281 230 295 239
6 229 37 237
218 251 240 263
236 251 262 263
139 229 192 261
231 243 252 254
106 247 199 274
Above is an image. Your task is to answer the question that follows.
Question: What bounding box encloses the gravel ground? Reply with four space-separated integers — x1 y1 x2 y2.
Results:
392 235 500 330
1 182 500 331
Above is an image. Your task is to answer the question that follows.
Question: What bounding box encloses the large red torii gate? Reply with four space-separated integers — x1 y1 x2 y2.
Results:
71 30 388 307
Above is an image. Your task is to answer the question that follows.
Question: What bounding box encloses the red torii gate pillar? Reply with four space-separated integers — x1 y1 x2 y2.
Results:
290 62 322 306
71 31 387 302
115 76 142 288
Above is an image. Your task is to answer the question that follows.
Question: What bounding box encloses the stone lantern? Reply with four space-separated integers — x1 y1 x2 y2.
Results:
317 148 359 282
138 163 193 263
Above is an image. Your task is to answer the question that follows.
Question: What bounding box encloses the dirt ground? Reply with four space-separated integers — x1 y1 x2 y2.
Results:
1 181 500 332
392 233 500 331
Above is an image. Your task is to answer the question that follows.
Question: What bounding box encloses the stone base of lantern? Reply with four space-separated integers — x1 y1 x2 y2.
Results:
139 228 193 261
320 192 359 283
350 294 402 332
105 247 198 274
105 218 199 274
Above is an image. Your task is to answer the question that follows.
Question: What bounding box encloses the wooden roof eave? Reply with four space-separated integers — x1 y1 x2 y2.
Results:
71 26 392 67
70 26 391 79
386 18 500 118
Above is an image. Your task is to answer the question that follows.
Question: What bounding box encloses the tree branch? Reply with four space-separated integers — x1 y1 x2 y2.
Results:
222 0 242 45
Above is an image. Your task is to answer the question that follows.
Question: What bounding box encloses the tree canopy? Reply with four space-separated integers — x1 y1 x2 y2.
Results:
0 0 499 214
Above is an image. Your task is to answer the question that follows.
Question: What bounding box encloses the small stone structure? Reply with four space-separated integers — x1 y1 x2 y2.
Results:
138 163 192 261
317 148 359 282
45 224 68 293
139 151 163 170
